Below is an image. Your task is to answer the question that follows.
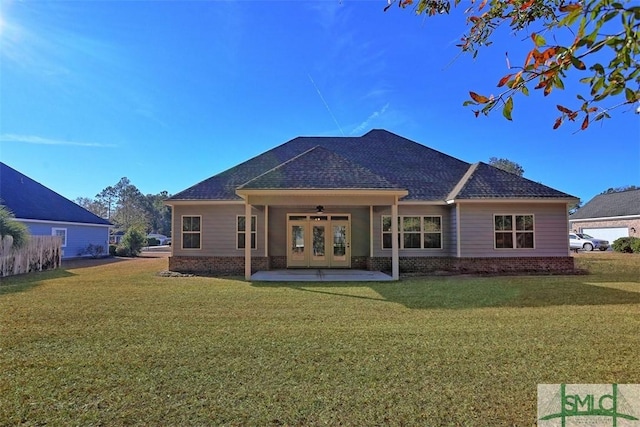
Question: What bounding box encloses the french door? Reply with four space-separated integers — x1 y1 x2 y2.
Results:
287 214 350 268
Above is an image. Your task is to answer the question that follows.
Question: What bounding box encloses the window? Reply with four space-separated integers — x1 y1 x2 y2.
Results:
494 214 534 249
182 216 201 249
237 215 257 249
382 216 393 249
423 216 442 249
52 228 67 247
382 215 442 249
403 217 421 249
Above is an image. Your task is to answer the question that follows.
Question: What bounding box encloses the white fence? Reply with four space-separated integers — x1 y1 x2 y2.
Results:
0 236 62 277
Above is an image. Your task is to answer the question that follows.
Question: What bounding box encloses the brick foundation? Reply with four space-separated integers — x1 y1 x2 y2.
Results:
270 256 287 269
169 256 268 275
170 255 575 276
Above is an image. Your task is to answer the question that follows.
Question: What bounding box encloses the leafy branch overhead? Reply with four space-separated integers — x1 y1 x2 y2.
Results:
385 0 640 130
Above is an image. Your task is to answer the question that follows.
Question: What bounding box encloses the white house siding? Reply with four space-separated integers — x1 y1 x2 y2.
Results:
458 202 569 258
372 205 454 258
171 204 264 257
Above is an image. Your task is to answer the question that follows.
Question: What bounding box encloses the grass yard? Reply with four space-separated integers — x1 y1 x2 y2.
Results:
1 253 639 426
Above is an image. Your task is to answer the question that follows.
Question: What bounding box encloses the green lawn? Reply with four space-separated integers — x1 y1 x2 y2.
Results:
1 253 639 426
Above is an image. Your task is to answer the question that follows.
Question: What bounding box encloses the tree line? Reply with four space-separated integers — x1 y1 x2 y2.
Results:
75 177 171 238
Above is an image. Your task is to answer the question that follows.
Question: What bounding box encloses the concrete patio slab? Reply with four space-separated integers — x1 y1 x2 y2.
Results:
250 269 394 282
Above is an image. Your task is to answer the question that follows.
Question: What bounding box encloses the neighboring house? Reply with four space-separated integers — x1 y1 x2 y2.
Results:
109 231 125 245
0 162 112 259
569 189 640 244
166 130 578 280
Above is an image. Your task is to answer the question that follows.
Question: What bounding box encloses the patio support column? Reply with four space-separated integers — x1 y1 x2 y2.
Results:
391 198 399 280
264 205 269 258
369 206 374 258
245 201 252 280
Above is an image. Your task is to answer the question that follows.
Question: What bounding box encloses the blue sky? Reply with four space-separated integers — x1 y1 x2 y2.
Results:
1 0 638 205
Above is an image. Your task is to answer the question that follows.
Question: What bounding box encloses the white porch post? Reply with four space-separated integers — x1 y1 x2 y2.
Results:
245 201 252 280
391 198 399 280
264 205 269 258
369 206 374 258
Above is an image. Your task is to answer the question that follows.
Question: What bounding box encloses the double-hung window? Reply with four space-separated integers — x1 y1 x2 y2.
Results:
494 214 534 249
52 228 67 247
382 215 442 249
237 215 257 249
182 216 201 249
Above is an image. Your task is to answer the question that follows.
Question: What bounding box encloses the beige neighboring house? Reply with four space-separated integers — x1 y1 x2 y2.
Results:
165 130 579 280
569 189 640 244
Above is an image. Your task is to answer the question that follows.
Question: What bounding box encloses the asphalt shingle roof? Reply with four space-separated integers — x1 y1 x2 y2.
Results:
169 130 576 202
570 189 640 219
0 162 112 225
239 146 402 190
456 162 574 199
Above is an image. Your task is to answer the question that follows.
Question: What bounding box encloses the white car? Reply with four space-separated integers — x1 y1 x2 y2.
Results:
147 234 170 245
569 233 609 251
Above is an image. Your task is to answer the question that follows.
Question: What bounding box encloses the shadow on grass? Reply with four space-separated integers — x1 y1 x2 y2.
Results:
61 256 129 269
0 257 130 295
252 277 640 310
0 269 77 295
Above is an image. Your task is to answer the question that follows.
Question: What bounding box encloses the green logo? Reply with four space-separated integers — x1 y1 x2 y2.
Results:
538 384 640 427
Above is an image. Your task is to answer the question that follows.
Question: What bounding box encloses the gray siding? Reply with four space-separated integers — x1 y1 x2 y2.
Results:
172 204 264 257
450 205 458 257
268 206 370 257
458 202 569 257
350 208 370 257
172 204 370 258
372 205 454 257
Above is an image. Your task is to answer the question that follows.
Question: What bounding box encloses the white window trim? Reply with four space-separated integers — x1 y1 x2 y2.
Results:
382 215 443 250
493 213 535 250
181 215 202 250
52 227 67 247
236 215 257 250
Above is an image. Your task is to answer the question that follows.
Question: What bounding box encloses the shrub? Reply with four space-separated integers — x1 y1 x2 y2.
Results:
632 238 640 254
612 237 640 253
0 205 30 249
109 245 117 256
77 244 106 258
115 245 131 257
118 226 147 257
147 237 160 246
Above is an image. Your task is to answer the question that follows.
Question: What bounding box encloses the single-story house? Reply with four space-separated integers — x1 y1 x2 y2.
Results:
569 189 640 243
0 162 112 258
109 230 126 245
165 130 578 280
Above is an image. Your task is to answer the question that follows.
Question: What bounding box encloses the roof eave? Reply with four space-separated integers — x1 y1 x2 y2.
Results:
570 213 640 221
446 197 579 204
164 199 244 206
236 188 409 199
